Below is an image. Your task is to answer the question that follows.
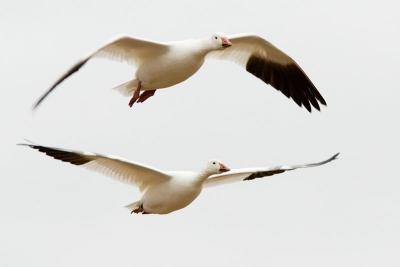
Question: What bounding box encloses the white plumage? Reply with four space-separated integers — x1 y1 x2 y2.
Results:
33 33 326 112
21 143 338 215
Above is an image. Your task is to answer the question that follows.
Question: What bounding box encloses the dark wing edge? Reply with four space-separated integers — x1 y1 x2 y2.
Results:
244 152 339 181
243 169 286 180
32 57 90 110
291 152 340 169
32 36 168 110
246 55 326 112
18 143 94 166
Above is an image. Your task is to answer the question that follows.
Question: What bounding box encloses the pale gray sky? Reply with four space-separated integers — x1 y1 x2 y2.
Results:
1 0 399 266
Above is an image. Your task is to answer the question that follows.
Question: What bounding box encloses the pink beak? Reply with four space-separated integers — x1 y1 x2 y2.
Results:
219 163 230 172
221 37 232 47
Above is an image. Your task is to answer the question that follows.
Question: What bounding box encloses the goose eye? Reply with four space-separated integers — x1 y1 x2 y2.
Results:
213 162 216 164
214 36 218 40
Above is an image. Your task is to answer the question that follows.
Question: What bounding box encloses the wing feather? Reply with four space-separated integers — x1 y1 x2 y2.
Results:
204 153 339 188
208 33 326 112
20 143 171 192
33 36 168 109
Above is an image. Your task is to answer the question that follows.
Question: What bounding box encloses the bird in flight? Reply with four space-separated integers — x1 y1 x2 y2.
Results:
21 143 339 215
33 33 326 112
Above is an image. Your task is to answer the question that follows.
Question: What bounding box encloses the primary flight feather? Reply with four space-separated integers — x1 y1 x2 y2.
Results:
33 33 326 112
21 143 338 215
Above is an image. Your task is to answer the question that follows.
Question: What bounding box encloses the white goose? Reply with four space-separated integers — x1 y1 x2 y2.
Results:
33 34 326 112
21 143 339 215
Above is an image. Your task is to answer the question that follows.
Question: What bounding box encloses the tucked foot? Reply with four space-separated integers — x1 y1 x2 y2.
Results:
137 90 156 103
128 82 142 108
131 204 144 214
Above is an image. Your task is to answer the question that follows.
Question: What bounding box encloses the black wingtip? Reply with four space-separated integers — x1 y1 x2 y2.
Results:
32 57 90 110
32 91 51 110
18 142 41 150
331 152 340 161
303 152 340 168
17 143 33 148
318 95 327 106
19 143 92 166
245 55 327 112
323 152 340 164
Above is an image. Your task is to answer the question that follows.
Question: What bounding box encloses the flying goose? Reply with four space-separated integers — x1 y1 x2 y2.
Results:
33 34 326 112
21 143 339 215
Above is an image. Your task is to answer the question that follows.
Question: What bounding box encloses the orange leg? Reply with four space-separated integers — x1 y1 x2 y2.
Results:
128 81 142 107
137 90 157 103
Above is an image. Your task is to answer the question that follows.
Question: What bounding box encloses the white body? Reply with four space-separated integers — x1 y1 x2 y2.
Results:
136 41 206 91
22 143 338 215
141 172 203 214
34 33 326 112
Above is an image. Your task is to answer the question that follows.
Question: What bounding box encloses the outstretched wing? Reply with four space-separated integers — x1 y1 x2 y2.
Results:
208 33 326 112
33 36 168 109
204 153 339 188
20 143 171 192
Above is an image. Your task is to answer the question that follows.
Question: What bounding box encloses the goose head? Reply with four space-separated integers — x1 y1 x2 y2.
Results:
204 160 230 175
210 34 232 50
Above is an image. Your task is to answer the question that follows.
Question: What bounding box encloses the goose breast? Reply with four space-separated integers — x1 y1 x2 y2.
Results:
136 46 205 90
142 178 202 214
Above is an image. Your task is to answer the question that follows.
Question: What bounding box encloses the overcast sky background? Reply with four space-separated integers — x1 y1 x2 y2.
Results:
1 0 399 266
